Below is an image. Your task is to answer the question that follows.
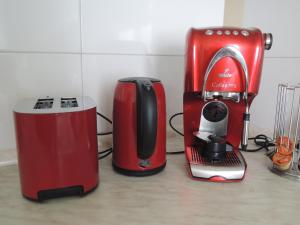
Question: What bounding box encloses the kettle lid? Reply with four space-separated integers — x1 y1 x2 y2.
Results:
119 77 160 83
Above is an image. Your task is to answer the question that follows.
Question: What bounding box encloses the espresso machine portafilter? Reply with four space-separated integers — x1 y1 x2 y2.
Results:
183 27 272 182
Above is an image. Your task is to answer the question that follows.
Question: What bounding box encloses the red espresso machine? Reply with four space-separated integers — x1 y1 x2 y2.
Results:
113 77 166 176
14 97 99 201
183 27 272 181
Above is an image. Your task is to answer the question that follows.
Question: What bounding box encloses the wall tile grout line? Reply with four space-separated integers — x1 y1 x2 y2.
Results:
0 50 183 57
79 0 84 106
0 50 80 55
0 50 300 59
265 56 300 59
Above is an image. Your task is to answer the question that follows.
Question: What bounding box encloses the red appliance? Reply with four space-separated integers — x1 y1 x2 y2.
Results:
113 77 166 176
183 27 272 182
14 97 99 201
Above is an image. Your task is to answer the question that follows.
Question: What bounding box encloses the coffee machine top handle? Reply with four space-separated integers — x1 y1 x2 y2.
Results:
202 46 249 102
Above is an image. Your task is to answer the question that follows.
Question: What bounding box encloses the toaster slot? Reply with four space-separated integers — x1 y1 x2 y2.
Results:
34 98 54 109
61 97 78 108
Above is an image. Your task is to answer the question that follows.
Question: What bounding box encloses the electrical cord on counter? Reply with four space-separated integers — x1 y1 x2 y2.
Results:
98 147 113 160
97 112 113 136
239 134 275 156
97 112 113 160
167 150 185 155
167 112 185 155
168 112 276 156
169 112 184 137
98 148 112 154
97 111 186 157
97 111 276 158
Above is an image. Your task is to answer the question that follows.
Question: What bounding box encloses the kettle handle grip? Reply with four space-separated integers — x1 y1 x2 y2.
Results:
136 80 158 160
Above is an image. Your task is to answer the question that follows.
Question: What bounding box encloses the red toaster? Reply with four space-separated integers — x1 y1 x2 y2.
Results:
14 97 99 201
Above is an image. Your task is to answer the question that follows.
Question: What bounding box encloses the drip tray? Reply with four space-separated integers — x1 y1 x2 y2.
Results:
188 147 246 180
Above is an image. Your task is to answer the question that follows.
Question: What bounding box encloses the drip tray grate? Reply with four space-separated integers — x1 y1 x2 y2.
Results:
188 147 246 180
190 147 242 167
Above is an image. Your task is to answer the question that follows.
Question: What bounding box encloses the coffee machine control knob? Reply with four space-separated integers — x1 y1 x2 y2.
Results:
264 33 273 50
241 30 249 36
205 29 214 35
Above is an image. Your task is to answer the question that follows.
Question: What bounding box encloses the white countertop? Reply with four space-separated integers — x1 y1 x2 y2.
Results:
0 135 300 225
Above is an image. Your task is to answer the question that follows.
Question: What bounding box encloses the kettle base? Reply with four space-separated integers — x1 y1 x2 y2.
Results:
112 162 166 177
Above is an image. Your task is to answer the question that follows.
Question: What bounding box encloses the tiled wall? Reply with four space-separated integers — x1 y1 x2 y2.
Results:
0 0 225 150
241 0 300 133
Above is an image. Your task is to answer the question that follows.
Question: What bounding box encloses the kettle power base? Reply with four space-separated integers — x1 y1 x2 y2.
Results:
186 146 246 182
112 162 166 177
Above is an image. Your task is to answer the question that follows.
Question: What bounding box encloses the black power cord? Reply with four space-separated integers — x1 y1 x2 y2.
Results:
97 111 275 158
168 112 275 155
167 112 185 155
97 111 186 158
97 112 113 135
98 148 113 160
97 112 113 160
168 112 184 137
240 134 275 156
167 150 185 155
97 111 186 157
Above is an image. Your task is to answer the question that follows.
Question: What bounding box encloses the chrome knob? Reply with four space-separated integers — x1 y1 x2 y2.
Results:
241 30 249 36
264 33 273 50
205 29 214 35
216 30 223 35
233 30 239 36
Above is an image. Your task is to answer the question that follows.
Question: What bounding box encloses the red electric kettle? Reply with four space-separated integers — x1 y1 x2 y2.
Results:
112 77 166 176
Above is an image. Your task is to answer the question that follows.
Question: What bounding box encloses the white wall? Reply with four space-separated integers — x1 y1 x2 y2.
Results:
0 0 225 150
241 0 300 134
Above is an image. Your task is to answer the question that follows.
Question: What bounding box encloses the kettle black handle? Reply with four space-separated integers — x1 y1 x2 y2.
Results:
136 80 157 159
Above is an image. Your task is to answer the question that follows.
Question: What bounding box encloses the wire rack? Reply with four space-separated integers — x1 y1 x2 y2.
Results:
269 83 300 180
